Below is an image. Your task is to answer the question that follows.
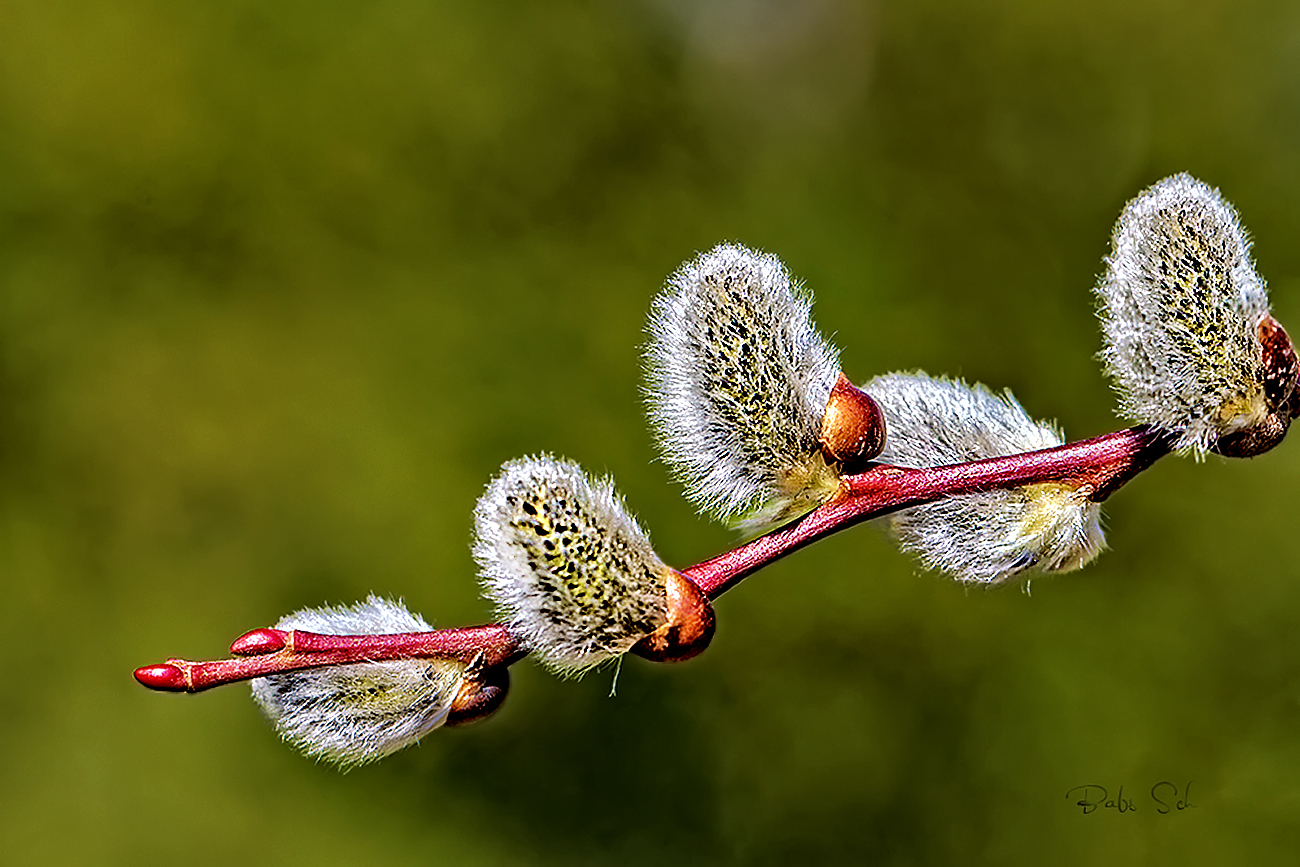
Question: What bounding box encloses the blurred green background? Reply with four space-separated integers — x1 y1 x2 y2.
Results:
3 0 1300 864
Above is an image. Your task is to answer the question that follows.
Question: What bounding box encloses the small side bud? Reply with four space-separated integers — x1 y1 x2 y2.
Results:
250 596 464 768
1257 316 1300 408
1213 316 1300 457
1097 173 1287 456
820 373 886 468
864 372 1105 584
631 570 716 663
475 456 673 677
645 243 844 533
446 665 510 727
229 628 287 656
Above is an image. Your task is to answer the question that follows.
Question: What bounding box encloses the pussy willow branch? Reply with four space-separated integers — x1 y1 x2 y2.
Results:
135 425 1170 693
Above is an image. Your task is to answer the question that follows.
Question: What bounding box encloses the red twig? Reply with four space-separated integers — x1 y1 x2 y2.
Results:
134 425 1170 693
686 425 1168 596
135 625 518 693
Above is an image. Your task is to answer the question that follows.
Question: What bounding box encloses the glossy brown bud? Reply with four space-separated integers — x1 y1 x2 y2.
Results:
631 570 716 663
1214 316 1299 457
820 373 886 469
446 665 510 727
1258 316 1299 410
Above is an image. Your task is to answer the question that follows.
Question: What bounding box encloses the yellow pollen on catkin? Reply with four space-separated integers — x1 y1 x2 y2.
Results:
738 452 843 536
1017 483 1081 539
1215 392 1268 430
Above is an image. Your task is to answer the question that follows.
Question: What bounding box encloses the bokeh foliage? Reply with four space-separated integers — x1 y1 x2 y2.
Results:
3 0 1300 864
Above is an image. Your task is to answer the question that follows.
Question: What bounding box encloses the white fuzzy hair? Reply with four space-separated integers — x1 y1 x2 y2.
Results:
475 455 669 677
645 243 843 532
1096 173 1271 455
864 372 1105 584
250 596 463 769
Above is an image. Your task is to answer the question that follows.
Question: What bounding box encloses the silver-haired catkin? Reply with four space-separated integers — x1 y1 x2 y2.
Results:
864 372 1105 584
646 243 843 532
1096 173 1276 455
251 596 464 769
475 456 671 676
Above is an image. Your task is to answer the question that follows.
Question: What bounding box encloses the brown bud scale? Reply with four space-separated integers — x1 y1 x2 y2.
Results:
820 373 886 469
1214 316 1298 457
1259 316 1299 409
447 666 510 727
631 570 716 663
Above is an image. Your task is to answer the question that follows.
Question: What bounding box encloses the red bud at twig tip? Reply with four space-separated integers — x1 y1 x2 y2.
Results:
134 664 189 692
229 628 287 656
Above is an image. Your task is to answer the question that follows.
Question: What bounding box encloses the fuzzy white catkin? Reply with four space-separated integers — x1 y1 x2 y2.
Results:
646 243 842 532
1096 173 1272 454
250 596 464 769
863 372 1105 584
475 455 671 677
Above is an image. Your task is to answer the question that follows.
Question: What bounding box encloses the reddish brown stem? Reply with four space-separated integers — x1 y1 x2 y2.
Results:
684 425 1169 596
134 425 1170 693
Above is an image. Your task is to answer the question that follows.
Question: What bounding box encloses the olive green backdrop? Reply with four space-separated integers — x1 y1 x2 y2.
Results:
3 1 1299 864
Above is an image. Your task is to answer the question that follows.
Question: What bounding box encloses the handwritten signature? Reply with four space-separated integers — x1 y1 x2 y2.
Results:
1065 782 1196 815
